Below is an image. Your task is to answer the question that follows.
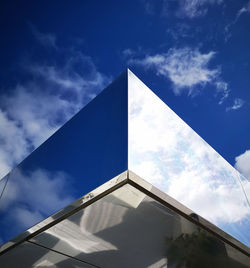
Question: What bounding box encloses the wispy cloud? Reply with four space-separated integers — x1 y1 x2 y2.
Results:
167 23 192 41
0 168 74 239
236 1 250 20
177 0 223 18
0 111 28 178
129 47 228 99
30 24 57 49
226 98 245 111
225 1 250 41
216 81 230 105
122 48 136 58
235 150 250 180
0 32 109 180
143 0 223 19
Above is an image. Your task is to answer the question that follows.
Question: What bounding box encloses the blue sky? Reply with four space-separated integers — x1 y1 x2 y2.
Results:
0 0 250 181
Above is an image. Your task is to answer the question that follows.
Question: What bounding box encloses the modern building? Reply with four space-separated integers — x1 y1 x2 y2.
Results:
0 70 249 267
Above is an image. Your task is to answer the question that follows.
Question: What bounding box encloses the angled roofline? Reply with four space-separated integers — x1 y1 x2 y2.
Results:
0 170 249 257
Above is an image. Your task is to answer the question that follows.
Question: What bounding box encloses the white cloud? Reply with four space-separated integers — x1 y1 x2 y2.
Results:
235 150 250 180
30 24 57 49
177 0 223 19
128 71 250 233
225 1 250 41
167 23 191 40
216 81 230 105
12 207 44 229
142 0 168 16
0 111 28 177
226 98 245 111
167 169 250 223
236 1 250 20
0 43 109 180
132 161 168 190
129 47 227 98
0 168 74 230
143 0 155 15
122 48 135 58
143 0 223 19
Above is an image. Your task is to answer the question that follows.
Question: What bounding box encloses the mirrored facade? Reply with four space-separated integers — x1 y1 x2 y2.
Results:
128 70 250 246
0 72 128 245
0 173 249 267
0 242 96 268
0 69 249 252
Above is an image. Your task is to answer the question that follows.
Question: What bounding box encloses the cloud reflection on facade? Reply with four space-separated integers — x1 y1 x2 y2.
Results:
128 70 250 246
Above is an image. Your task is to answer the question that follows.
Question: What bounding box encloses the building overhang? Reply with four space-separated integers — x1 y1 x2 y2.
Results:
0 170 249 267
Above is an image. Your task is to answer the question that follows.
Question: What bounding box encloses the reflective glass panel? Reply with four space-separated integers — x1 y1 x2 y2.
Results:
0 176 8 199
30 184 250 268
0 71 128 245
0 241 96 267
128 70 250 246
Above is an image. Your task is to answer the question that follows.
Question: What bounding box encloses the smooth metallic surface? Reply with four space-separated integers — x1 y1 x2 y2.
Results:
29 180 249 267
0 171 128 253
128 70 250 246
0 241 97 267
0 175 8 200
0 69 249 250
128 170 249 256
0 71 128 245
0 171 249 267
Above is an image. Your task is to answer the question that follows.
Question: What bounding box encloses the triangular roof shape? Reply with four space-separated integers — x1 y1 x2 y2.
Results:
0 69 249 250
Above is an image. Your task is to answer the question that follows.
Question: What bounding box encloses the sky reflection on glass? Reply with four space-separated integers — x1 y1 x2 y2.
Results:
0 70 249 249
0 72 128 245
29 183 249 267
128 70 250 247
